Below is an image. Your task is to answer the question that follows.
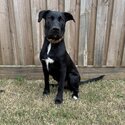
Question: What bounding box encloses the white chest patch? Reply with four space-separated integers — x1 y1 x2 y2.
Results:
43 43 54 71
47 43 51 55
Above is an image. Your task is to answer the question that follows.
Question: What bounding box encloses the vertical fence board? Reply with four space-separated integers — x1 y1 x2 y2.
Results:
0 0 13 65
122 46 125 66
87 0 98 65
103 0 114 65
65 0 78 64
40 0 47 48
75 0 80 64
69 0 78 64
13 0 34 65
30 0 45 65
121 7 125 66
65 0 78 63
78 0 93 66
69 0 77 64
94 0 109 66
64 0 71 54
117 8 125 66
107 0 125 66
59 0 64 11
47 0 59 10
8 0 20 65
0 41 2 64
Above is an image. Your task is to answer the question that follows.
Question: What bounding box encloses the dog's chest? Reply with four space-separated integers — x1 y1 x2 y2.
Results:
44 43 54 71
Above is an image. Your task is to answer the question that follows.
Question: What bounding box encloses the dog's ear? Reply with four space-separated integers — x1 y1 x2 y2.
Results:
63 12 75 22
38 10 50 22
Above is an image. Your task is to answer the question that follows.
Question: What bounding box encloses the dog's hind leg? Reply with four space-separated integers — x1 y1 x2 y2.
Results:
68 73 80 100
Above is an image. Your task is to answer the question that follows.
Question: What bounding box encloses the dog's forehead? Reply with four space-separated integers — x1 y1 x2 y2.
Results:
46 11 64 18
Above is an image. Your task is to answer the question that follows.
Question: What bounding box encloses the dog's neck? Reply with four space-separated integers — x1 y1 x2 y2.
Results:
46 37 64 44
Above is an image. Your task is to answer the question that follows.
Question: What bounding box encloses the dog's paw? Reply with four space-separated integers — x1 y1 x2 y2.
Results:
55 97 63 104
72 94 78 100
72 96 78 100
43 90 50 95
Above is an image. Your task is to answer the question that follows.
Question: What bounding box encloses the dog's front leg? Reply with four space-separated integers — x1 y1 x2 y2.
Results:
42 61 50 95
55 67 66 104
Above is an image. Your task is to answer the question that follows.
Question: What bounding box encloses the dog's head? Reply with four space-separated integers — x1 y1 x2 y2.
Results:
38 10 75 44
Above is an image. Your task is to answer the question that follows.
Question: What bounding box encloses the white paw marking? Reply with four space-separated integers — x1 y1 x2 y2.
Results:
73 96 78 100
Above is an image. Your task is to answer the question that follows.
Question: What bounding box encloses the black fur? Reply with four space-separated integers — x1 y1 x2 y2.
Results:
38 10 104 104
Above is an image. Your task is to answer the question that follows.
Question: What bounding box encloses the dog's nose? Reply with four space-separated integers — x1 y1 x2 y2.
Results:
52 27 60 32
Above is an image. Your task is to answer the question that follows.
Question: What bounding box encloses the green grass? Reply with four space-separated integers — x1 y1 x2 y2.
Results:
0 79 125 125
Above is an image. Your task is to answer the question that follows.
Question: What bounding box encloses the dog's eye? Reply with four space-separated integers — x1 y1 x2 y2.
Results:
47 16 54 21
58 16 64 22
51 16 54 20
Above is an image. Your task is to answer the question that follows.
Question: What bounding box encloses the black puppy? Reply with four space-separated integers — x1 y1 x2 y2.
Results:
38 10 104 104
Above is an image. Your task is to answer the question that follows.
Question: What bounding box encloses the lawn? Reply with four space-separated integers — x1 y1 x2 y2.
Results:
0 78 125 125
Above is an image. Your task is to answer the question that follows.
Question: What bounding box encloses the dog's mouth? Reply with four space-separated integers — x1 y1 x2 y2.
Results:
47 35 63 44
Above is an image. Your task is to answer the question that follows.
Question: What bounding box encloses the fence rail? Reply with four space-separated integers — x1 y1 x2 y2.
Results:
0 0 125 67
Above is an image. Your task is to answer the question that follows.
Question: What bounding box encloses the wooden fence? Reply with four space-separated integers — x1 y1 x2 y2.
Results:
0 0 125 67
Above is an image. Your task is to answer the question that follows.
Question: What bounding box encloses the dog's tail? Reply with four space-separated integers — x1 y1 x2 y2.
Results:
80 75 105 85
50 75 105 87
